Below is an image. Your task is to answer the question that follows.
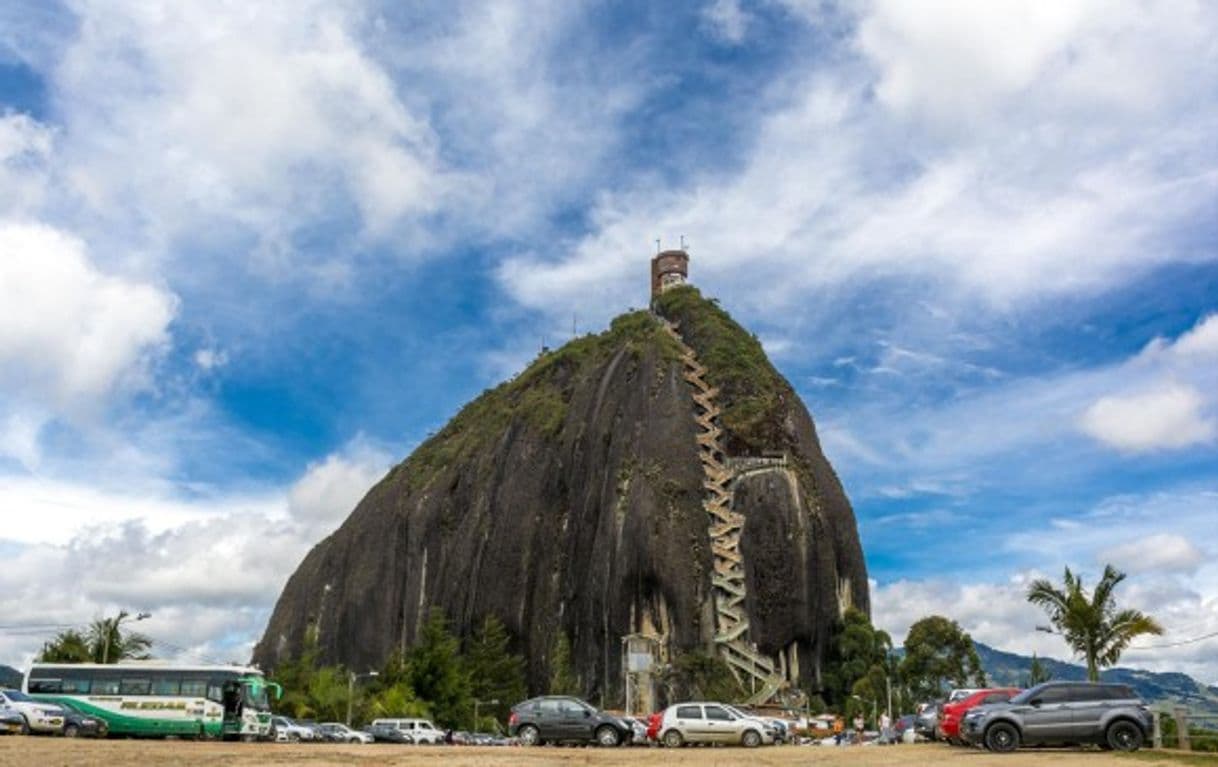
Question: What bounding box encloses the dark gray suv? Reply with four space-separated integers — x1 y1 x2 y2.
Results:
961 681 1152 753
508 696 633 746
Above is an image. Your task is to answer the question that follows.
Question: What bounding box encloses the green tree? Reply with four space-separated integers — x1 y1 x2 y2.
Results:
464 615 525 730
1026 564 1163 682
822 608 892 706
547 631 580 696
899 615 986 701
37 616 152 664
408 608 472 727
87 616 152 663
1025 653 1052 687
660 651 744 703
37 629 92 663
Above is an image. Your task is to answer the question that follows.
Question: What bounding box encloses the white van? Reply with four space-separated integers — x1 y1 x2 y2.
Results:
370 717 445 744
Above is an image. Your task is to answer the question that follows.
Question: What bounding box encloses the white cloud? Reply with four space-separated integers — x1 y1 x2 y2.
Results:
0 436 396 668
0 113 52 214
1080 383 1216 452
703 0 751 44
0 220 176 442
1078 314 1218 452
193 348 228 371
498 1 1217 328
1101 534 1205 576
287 436 393 536
53 0 454 260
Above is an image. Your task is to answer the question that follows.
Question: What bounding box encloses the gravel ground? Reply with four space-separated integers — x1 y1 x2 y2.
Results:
1 739 1216 767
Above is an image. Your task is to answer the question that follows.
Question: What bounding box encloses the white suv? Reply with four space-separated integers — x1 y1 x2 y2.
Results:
0 689 65 734
272 715 316 742
370 718 445 744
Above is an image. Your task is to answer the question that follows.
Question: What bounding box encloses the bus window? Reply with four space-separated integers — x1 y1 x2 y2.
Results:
153 677 180 696
62 678 90 694
120 679 151 695
181 680 207 697
94 679 121 695
28 678 61 693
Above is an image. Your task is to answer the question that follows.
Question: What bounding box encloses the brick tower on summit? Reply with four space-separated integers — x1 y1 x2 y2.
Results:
650 249 689 304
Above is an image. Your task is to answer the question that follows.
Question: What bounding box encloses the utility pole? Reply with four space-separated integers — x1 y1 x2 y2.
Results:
346 671 379 727
473 698 498 731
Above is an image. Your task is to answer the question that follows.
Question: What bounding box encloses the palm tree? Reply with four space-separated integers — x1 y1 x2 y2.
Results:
1026 564 1163 681
87 616 152 663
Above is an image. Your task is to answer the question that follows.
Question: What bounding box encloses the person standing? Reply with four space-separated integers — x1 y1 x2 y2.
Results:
832 715 844 745
879 711 892 744
853 713 865 744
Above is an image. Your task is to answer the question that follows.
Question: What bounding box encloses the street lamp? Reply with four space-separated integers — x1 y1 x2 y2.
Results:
346 671 379 727
102 610 151 664
473 698 499 731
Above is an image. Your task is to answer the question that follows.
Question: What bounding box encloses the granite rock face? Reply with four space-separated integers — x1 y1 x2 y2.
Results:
254 289 868 698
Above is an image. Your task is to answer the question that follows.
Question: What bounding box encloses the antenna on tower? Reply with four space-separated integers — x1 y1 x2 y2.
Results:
655 238 661 254
680 235 686 250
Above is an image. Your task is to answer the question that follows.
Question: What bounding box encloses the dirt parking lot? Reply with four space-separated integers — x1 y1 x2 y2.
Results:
1 739 1216 767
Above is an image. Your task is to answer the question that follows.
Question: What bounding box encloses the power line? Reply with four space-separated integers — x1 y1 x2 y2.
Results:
1130 630 1218 650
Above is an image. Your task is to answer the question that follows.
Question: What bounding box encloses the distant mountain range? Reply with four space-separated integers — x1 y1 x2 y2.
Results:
0 664 21 689
975 642 1218 716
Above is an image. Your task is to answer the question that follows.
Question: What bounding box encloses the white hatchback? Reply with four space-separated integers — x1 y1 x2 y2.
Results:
370 717 445 744
658 701 774 748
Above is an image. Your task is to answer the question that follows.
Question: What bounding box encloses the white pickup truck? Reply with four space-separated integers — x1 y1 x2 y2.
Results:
0 689 66 734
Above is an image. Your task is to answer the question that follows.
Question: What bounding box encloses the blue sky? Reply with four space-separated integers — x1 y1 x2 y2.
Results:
1 0 1216 682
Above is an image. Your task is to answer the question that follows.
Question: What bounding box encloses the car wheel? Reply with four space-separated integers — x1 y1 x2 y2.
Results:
742 729 762 748
517 724 541 746
64 723 80 738
287 732 300 742
595 725 620 747
984 722 1019 753
1107 720 1143 752
662 729 684 748
19 716 30 736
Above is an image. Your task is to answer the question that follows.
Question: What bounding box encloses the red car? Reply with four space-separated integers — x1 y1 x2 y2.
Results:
941 688 1020 744
645 712 663 742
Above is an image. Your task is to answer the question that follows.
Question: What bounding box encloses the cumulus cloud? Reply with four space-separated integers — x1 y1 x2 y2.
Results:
287 436 393 536
0 221 175 406
498 0 1218 326
0 436 396 668
1101 534 1205 575
52 0 455 261
1081 384 1215 452
1079 314 1218 452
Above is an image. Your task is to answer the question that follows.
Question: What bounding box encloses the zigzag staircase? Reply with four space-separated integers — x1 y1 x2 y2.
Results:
660 318 786 705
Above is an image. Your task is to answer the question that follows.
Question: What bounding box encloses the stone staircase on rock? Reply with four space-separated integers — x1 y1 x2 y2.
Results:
660 318 787 705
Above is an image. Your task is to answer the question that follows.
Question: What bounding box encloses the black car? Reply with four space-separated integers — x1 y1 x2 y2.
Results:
961 681 1152 753
508 696 633 746
365 722 414 744
50 704 108 738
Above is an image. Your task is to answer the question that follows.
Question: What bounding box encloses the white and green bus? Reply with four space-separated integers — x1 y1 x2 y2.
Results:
24 662 281 739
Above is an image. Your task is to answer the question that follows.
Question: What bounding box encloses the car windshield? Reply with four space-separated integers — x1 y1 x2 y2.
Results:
2 690 32 702
722 705 749 719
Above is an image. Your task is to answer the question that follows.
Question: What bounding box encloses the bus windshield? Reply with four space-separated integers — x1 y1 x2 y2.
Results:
242 679 271 711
